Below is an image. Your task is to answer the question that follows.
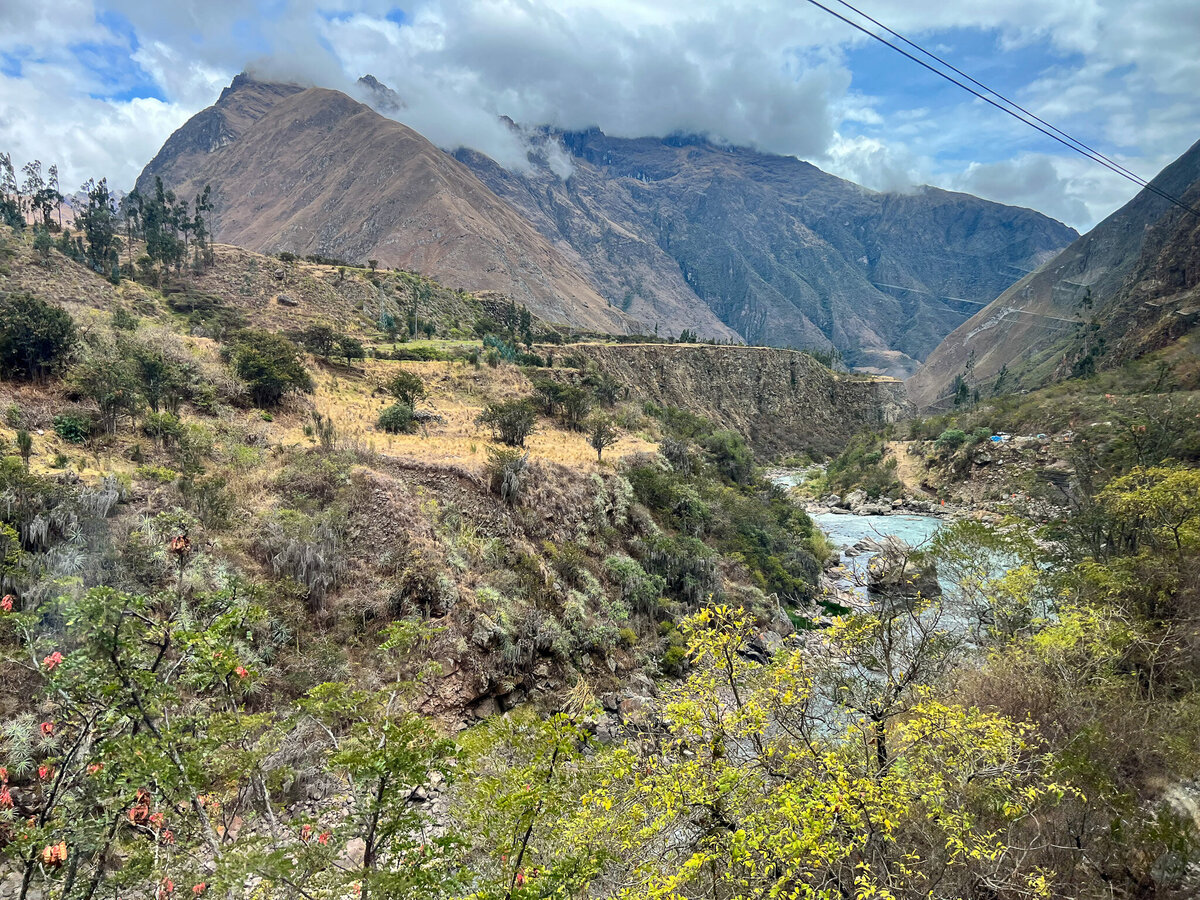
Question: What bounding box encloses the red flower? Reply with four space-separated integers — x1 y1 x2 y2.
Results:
38 765 51 781
162 829 175 845
39 722 53 736
515 871 526 886
87 763 103 775
0 788 13 808
1 595 13 612
42 651 63 671
1 766 8 782
235 666 249 679
192 884 207 896
317 831 330 845
149 812 165 829
158 877 175 898
300 824 312 842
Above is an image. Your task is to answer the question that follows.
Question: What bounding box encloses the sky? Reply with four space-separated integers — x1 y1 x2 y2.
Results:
0 0 1197 231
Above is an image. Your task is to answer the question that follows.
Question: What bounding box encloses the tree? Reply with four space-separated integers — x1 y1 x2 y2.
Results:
299 323 337 357
76 178 122 274
586 415 618 462
558 606 1072 900
229 331 314 407
386 370 426 408
477 399 537 447
0 152 24 230
0 292 77 381
71 338 142 434
15 429 32 470
336 335 365 367
531 378 564 415
32 227 52 262
559 385 591 431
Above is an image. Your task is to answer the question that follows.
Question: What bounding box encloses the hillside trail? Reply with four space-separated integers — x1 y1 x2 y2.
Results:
885 440 930 495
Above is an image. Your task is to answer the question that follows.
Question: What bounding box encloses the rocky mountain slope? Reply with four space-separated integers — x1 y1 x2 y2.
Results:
908 137 1200 409
564 343 911 458
137 75 640 335
457 129 1077 376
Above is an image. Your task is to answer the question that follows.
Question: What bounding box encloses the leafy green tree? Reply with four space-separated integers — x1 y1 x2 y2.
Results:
15 429 32 471
71 339 142 434
478 399 537 448
32 227 52 262
229 331 314 408
586 415 618 462
299 323 337 357
530 377 564 415
559 385 592 431
76 178 122 274
702 428 753 483
386 370 426 408
0 292 76 381
0 152 22 229
336 335 365 367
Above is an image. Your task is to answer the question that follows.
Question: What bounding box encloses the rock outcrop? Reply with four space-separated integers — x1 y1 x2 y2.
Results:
559 343 912 457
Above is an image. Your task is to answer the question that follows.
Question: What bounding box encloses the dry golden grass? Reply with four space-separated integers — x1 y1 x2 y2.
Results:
274 357 657 471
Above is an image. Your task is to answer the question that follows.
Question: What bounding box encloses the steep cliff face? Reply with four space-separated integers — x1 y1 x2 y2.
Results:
909 137 1200 409
137 76 641 335
562 343 912 458
458 130 1076 376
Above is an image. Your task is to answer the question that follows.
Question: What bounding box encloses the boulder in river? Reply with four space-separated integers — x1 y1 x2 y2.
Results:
865 535 940 599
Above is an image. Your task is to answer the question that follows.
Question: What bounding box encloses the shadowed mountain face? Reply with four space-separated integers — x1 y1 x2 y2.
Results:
908 137 1200 409
137 76 641 334
456 129 1077 376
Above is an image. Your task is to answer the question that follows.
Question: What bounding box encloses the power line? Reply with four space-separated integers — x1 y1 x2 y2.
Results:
801 0 1200 219
829 0 1149 187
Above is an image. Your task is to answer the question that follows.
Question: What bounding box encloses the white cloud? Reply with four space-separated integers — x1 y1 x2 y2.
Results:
0 0 1196 230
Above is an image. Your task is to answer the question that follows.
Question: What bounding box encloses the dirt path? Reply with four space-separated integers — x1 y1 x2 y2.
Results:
885 441 931 496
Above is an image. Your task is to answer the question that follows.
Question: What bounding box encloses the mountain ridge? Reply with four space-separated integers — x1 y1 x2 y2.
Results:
137 76 642 335
907 136 1200 408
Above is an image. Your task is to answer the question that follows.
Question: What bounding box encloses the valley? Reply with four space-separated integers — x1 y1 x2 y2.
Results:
1 18 1200 898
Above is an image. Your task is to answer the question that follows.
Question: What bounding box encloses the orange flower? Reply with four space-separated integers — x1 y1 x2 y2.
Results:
192 884 207 896
235 666 249 679
317 831 330 845
157 877 175 898
42 651 63 671
1 595 13 612
41 842 68 868
39 722 53 736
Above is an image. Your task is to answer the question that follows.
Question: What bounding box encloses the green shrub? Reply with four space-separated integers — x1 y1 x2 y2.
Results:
477 399 537 447
136 465 178 483
386 371 426 407
0 292 77 381
935 428 968 450
378 403 415 434
661 643 688 676
53 412 93 444
227 330 313 408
